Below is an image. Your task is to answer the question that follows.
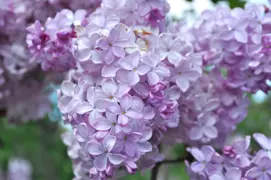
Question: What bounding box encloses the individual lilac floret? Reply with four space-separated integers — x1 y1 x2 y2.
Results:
87 135 126 172
188 146 222 175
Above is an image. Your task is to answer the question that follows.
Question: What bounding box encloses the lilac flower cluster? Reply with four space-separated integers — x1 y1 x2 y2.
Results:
165 71 249 147
0 0 101 122
54 2 271 179
26 0 169 73
99 0 169 28
56 4 204 177
187 133 271 180
27 9 87 72
188 4 271 94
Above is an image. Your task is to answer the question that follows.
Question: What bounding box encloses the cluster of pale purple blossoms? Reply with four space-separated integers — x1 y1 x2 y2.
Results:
187 133 271 180
188 4 271 93
0 0 102 122
0 158 32 180
56 2 192 178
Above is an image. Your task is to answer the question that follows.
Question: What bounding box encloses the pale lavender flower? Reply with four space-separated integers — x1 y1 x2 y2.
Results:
159 33 184 67
98 25 130 64
117 1 142 26
189 113 218 142
108 95 143 125
142 52 170 85
85 11 119 36
87 135 126 171
171 56 202 92
189 146 220 174
118 52 151 85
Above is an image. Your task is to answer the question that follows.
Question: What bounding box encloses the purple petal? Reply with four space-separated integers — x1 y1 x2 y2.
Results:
98 38 110 50
93 118 112 131
61 81 74 96
124 141 137 156
104 49 115 64
77 49 92 62
116 84 131 98
94 154 108 171
112 46 125 57
176 76 189 92
87 141 104 155
236 155 250 168
205 99 220 112
142 106 155 120
108 103 122 114
102 80 117 96
137 141 152 153
168 51 181 67
120 94 132 110
76 102 93 114
154 66 171 77
137 64 151 75
190 147 205 162
140 128 152 141
119 52 140 69
225 168 241 180
118 114 130 125
105 14 120 29
203 126 218 139
129 132 143 142
190 127 203 140
103 135 116 152
245 167 262 178
202 146 215 162
131 96 144 112
108 153 125 165
102 65 119 78
76 123 89 142
209 173 224 180
234 29 248 43
91 12 106 26
253 133 271 150
191 162 205 173
147 72 160 85
94 131 109 140
126 110 142 119
128 72 140 85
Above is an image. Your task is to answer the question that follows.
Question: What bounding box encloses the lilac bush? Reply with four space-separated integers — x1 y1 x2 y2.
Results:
1 0 271 179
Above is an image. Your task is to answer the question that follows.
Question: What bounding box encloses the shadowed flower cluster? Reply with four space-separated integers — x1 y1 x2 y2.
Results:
187 133 271 180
